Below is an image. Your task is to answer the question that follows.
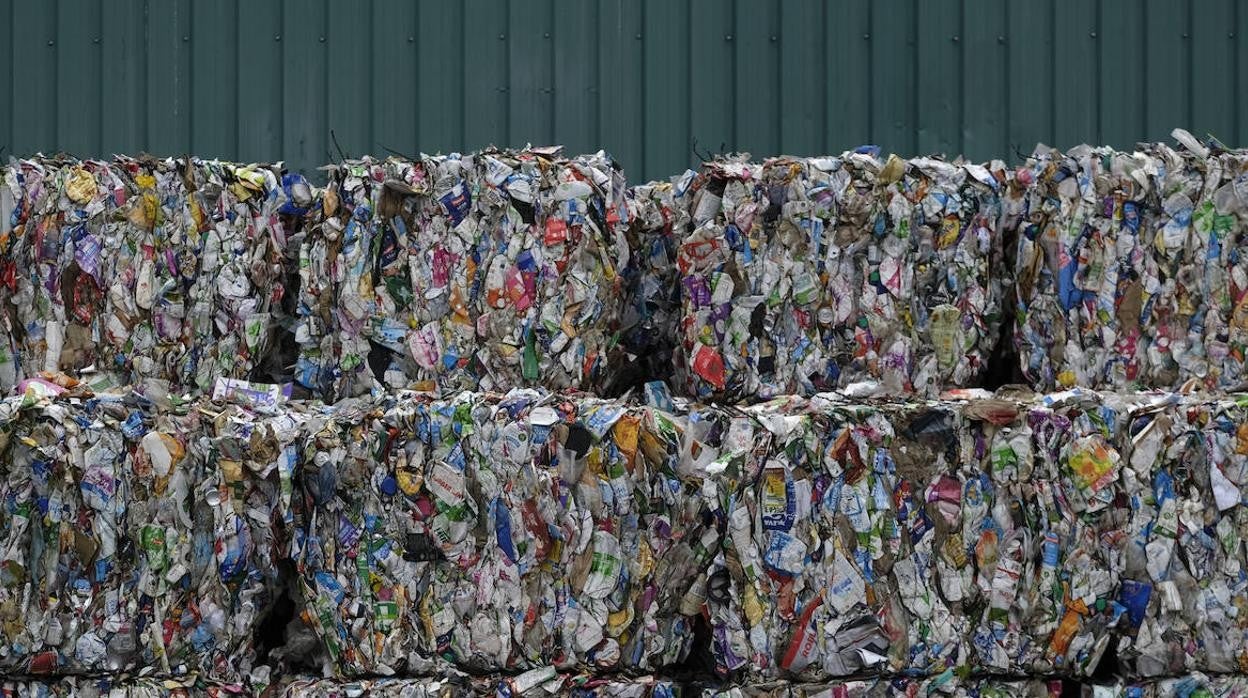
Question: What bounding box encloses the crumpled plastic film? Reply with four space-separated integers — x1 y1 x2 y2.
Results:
294 148 631 400
0 157 318 399
1008 132 1248 392
675 151 1006 401
293 390 729 676
0 385 290 680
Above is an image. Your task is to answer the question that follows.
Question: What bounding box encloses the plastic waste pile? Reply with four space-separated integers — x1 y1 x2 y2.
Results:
674 151 1007 402
1009 135 1248 392
0 380 286 682
294 148 631 401
0 156 318 399
3 132 1246 695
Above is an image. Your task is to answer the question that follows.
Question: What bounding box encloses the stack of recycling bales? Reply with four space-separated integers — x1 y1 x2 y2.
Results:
0 156 319 399
294 148 631 401
3 133 1248 695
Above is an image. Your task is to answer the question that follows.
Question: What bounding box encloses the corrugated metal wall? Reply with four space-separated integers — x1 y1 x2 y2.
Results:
3 0 1244 181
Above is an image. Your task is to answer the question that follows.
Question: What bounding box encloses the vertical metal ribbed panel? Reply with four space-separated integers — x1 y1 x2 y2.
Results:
2 0 1240 180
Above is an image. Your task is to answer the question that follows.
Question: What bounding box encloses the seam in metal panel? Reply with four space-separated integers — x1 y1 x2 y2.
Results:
591 0 600 153
278 0 285 163
913 0 923 155
685 0 692 168
638 0 645 177
187 0 194 153
866 0 874 146
1095 0 1102 143
1186 0 1194 134
52 0 59 151
414 0 421 153
957 0 965 156
1003 0 1011 156
820 0 828 153
729 0 736 152
1236 0 1242 145
504 0 511 147
771 0 778 156
1048 0 1056 146
97 0 105 155
548 0 555 145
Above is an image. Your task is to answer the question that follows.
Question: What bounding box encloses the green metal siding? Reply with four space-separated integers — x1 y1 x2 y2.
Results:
3 0 1244 181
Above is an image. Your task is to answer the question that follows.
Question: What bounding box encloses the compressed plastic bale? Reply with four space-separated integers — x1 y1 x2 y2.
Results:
711 396 970 680
674 152 1007 401
618 174 692 390
698 677 1062 697
281 672 681 697
702 391 1147 681
293 390 728 677
0 675 241 697
0 387 289 681
1112 394 1248 678
0 157 318 399
293 148 632 401
1008 135 1248 392
958 391 1130 677
1087 673 1248 697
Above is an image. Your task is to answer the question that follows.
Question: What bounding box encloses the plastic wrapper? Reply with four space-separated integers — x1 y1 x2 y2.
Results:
675 151 1007 401
1009 131 1248 392
0 386 289 680
294 148 631 400
0 157 318 399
